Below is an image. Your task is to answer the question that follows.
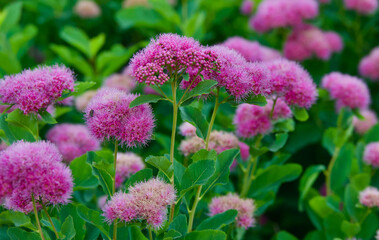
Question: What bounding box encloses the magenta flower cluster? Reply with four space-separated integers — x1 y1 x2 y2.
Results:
250 0 319 33
103 178 176 228
321 72 371 110
222 36 282 62
359 187 379 207
130 33 218 86
344 0 378 14
84 88 155 147
284 25 343 61
359 47 379 81
240 0 254 15
0 141 73 213
234 98 292 138
115 152 145 188
46 124 100 163
209 194 256 229
363 142 379 167
0 65 75 114
353 109 378 134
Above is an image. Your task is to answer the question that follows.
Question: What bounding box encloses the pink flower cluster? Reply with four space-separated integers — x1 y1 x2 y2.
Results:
0 142 7 151
363 142 379 167
0 65 75 114
46 124 100 163
284 25 343 61
104 68 136 92
321 72 371 110
75 90 98 112
240 0 254 15
130 33 218 86
222 37 281 62
359 47 379 81
359 187 379 207
234 98 292 138
103 178 176 228
344 0 378 14
0 141 73 213
179 136 206 157
209 193 256 229
84 88 155 147
250 0 319 32
179 122 197 137
266 59 318 108
353 109 378 134
74 0 101 18
115 152 145 188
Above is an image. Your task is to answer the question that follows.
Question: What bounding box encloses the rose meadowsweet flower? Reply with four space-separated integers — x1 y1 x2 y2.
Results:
115 153 145 188
222 36 281 62
344 0 378 14
84 88 155 147
359 187 379 207
179 122 197 137
104 73 136 93
179 136 206 156
363 142 379 167
209 194 256 229
209 131 240 153
46 124 100 163
74 0 101 18
0 142 7 152
321 72 370 110
97 195 108 210
239 142 250 160
359 47 379 81
241 0 254 15
250 0 318 33
234 99 292 138
284 25 343 61
0 65 75 114
353 109 378 134
266 59 317 108
103 178 176 228
0 141 73 213
130 33 218 86
75 90 98 112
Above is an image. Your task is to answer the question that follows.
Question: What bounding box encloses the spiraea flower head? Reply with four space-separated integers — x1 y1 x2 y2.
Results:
363 142 379 167
241 0 254 15
0 141 73 213
115 152 145 188
179 122 197 137
344 0 378 14
74 0 101 18
359 47 379 81
209 131 240 153
353 109 378 134
103 192 137 223
359 187 379 207
0 65 75 114
321 72 370 110
104 73 136 93
179 136 206 156
84 88 155 147
46 124 100 163
75 90 98 112
209 193 256 229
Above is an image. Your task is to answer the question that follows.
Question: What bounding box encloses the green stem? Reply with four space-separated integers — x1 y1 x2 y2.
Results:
32 194 45 240
113 140 118 195
359 209 371 224
42 203 59 239
187 186 202 232
240 157 256 198
270 97 278 119
113 220 118 240
148 227 153 240
205 88 220 150
326 147 341 196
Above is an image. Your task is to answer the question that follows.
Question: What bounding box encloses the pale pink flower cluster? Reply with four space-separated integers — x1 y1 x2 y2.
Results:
46 124 100 163
321 72 371 110
241 0 254 15
209 193 256 229
115 153 145 188
84 88 155 147
179 136 206 157
75 90 98 112
376 229 379 240
353 109 378 134
266 59 318 108
359 47 379 81
344 0 378 14
74 0 101 18
359 187 379 207
0 65 75 114
222 37 281 62
103 178 176 228
0 141 73 213
0 142 7 152
284 25 343 61
250 0 319 32
234 99 292 138
209 131 240 153
179 122 197 137
363 142 379 167
103 69 136 93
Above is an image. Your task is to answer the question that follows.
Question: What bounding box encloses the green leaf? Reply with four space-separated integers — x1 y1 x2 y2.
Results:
309 196 337 219
116 7 167 30
129 95 164 108
0 211 36 230
276 231 299 240
0 2 22 32
145 156 173 179
7 228 40 240
61 216 76 240
180 106 209 139
364 124 379 143
344 185 364 222
69 154 99 190
180 80 218 103
0 51 21 74
293 107 309 122
6 109 38 140
91 152 114 196
77 205 110 239
191 149 217 162
201 149 239 196
330 143 354 194
352 108 364 120
59 204 86 240
268 133 288 151
248 164 302 198
9 24 38 55
89 33 105 59
351 173 370 191
181 160 215 194
125 168 153 189
38 109 57 124
184 230 226 240
229 94 267 106
299 165 325 211
196 209 237 231
60 26 90 57
148 0 181 25
128 226 148 240
169 215 187 236
71 81 96 97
